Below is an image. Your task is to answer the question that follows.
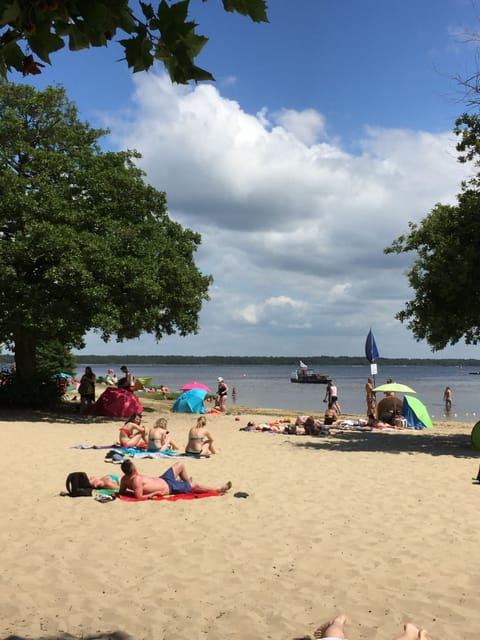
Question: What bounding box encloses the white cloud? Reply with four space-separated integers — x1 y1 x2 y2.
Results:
93 72 474 358
273 108 327 145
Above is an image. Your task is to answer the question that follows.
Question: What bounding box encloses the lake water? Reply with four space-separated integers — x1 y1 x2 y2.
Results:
78 362 480 423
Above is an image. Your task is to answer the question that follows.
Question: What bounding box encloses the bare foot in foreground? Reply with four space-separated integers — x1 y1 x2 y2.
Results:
418 630 432 640
394 623 426 640
397 622 420 640
314 614 347 639
219 480 232 494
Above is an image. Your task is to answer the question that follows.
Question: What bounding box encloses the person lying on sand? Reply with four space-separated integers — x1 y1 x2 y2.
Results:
367 413 396 429
119 459 232 499
294 613 432 640
88 474 119 490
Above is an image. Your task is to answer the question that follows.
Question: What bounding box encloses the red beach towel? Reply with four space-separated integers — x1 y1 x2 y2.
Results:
118 490 220 502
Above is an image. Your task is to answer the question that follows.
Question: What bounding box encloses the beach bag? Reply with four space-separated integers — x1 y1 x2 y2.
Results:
65 472 93 497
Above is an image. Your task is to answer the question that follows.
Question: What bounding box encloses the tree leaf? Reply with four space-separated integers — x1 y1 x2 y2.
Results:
119 35 154 71
0 0 21 27
222 0 269 22
67 25 91 51
28 31 65 63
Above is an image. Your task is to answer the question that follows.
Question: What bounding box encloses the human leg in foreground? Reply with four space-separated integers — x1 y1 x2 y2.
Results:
166 461 231 494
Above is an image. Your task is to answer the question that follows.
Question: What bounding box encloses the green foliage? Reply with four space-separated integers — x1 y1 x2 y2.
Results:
0 82 211 390
0 0 268 82
36 340 76 378
385 113 480 350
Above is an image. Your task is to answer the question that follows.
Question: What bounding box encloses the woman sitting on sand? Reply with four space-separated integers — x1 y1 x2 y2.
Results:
118 413 149 449
186 416 219 456
148 417 180 452
324 406 341 426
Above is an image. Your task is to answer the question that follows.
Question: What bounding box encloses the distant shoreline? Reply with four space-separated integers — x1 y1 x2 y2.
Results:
2 354 479 367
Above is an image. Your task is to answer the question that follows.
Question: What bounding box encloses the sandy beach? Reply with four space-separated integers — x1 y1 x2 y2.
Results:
1 399 479 640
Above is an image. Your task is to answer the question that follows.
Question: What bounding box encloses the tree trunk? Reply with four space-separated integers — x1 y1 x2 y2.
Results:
14 334 37 381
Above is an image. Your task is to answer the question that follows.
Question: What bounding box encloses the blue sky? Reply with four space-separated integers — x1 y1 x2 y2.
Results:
18 0 480 358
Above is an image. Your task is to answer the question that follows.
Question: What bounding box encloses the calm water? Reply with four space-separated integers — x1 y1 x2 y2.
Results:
79 363 480 423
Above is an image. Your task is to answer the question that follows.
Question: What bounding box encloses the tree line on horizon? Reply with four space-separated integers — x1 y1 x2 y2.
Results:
2 354 480 367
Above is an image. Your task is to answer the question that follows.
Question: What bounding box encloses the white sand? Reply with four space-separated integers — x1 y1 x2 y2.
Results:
1 406 479 640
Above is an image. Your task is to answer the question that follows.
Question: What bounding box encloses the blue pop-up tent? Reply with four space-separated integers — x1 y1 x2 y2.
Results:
402 395 433 429
172 388 207 413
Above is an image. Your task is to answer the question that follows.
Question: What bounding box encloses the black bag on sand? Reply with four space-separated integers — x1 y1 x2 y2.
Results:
65 472 93 497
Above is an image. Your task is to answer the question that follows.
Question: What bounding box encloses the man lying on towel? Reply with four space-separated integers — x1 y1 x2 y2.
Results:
119 459 232 499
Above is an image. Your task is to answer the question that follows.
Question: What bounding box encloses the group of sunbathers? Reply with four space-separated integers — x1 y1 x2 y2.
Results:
83 413 228 498
118 413 219 456
241 412 372 435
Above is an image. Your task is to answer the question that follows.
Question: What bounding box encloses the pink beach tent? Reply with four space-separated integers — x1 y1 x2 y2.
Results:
89 387 143 418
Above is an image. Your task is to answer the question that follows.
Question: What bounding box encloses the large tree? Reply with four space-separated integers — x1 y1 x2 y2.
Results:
0 82 211 379
385 113 480 350
0 0 268 81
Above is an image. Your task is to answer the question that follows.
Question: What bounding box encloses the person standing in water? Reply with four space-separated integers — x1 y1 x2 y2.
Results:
443 386 452 412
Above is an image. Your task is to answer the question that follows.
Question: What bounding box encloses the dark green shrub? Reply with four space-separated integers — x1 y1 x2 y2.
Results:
0 369 62 409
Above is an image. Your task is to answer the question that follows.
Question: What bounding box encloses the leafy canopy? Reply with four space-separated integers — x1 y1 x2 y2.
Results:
0 82 212 378
0 0 268 81
385 112 480 350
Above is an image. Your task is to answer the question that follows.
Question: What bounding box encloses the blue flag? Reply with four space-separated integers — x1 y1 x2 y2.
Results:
365 329 379 363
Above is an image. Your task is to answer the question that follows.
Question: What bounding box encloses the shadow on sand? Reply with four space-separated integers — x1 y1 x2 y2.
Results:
0 402 156 425
287 429 478 459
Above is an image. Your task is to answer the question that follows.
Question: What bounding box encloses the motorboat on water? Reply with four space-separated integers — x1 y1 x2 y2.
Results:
290 361 331 384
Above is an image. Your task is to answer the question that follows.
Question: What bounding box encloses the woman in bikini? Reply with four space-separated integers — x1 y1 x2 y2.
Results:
185 416 219 456
148 417 180 452
88 474 120 490
118 413 149 449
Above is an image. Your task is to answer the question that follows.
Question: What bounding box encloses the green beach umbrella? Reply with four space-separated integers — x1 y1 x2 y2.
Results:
403 395 433 429
471 421 480 450
374 382 416 394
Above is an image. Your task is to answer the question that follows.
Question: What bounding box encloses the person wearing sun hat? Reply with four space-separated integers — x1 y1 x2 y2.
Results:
216 376 229 412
